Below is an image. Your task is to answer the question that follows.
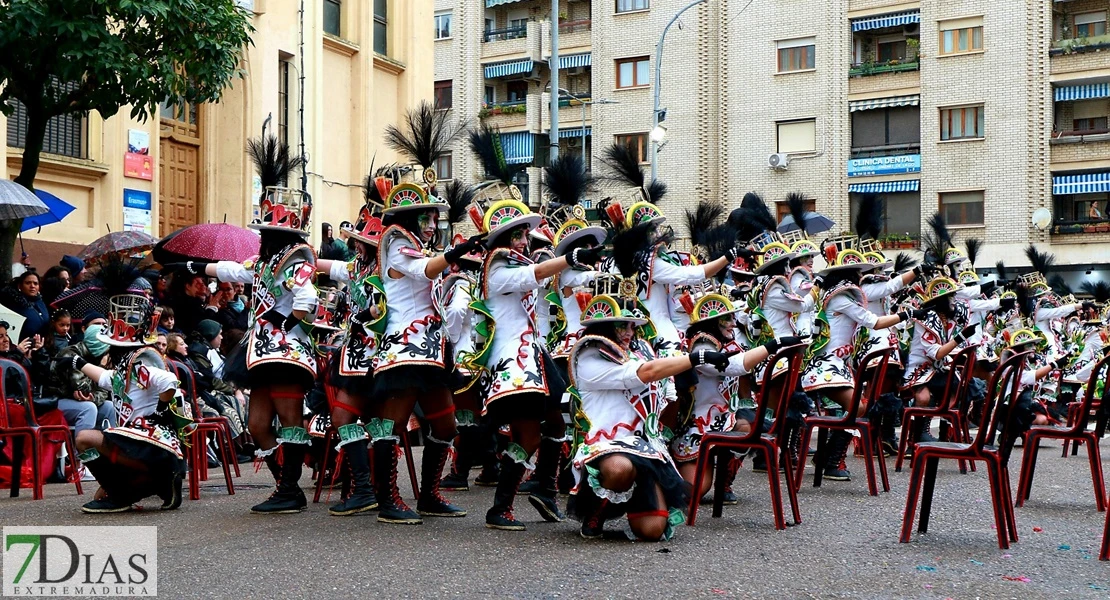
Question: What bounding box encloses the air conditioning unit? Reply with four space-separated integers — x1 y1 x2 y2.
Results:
768 153 790 170
903 23 919 35
522 66 544 82
567 66 587 76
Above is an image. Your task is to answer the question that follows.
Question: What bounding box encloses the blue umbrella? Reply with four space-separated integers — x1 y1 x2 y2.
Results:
778 211 836 234
21 189 75 232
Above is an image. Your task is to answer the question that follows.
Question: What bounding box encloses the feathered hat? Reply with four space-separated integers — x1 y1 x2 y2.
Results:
679 281 745 324
728 192 793 274
342 166 391 246
540 154 606 256
98 294 163 348
919 276 962 307
578 274 648 326
1021 244 1056 298
852 193 892 270
381 101 460 214
923 213 965 267
599 144 667 231
467 123 539 246
247 135 310 235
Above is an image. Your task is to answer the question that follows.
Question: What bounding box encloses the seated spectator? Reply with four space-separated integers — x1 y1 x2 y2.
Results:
165 272 209 335
153 333 169 357
216 283 249 331
43 309 72 355
0 320 47 396
195 320 226 377
80 310 107 332
157 306 177 334
0 271 50 339
43 324 116 434
187 322 247 450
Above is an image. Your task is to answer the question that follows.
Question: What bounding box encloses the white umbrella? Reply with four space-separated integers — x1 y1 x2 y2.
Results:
0 304 27 340
0 180 49 221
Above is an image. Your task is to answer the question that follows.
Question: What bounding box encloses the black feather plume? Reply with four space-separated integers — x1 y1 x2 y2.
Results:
468 123 522 185
893 252 918 273
1024 244 1056 275
645 180 668 204
996 261 1009 282
384 101 462 168
854 193 884 240
1049 274 1072 297
1081 281 1110 303
786 192 810 235
97 254 141 296
441 180 473 226
246 135 305 193
927 212 952 248
702 223 740 261
1015 282 1033 319
542 154 594 206
728 192 778 242
684 201 724 247
612 222 655 277
602 144 646 190
964 238 983 268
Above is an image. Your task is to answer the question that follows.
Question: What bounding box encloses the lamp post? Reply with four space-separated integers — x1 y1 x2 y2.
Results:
549 0 560 162
651 0 708 182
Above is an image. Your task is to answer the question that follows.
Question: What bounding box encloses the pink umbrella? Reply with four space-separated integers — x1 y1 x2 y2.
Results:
153 223 260 264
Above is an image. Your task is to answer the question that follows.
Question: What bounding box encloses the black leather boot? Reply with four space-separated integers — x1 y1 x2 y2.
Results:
526 435 566 522
372 437 422 525
822 431 853 481
328 435 378 516
486 445 528 531
441 419 478 491
251 432 309 514
416 436 466 517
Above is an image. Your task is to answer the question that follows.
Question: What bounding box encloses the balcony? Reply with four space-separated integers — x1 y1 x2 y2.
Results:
483 25 527 43
849 59 919 77
481 24 531 61
479 100 528 129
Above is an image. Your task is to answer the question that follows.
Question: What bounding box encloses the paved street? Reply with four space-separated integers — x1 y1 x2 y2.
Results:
2 443 1108 599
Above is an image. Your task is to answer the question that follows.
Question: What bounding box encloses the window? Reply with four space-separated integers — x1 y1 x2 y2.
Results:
616 56 649 89
509 17 528 31
323 0 341 36
616 0 649 13
1072 99 1108 133
615 133 649 163
939 16 983 55
484 86 495 106
434 80 452 110
6 82 86 159
776 38 816 73
373 0 387 55
1054 192 1109 223
435 153 453 181
776 198 815 223
939 191 984 226
278 59 291 147
434 11 452 40
940 105 985 140
850 193 921 237
1074 117 1109 133
506 81 528 103
1076 12 1107 38
877 38 908 62
851 106 920 150
776 119 816 154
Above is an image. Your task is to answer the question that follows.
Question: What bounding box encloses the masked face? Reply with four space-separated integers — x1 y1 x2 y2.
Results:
416 210 438 243
718 314 736 341
614 322 635 349
798 255 814 269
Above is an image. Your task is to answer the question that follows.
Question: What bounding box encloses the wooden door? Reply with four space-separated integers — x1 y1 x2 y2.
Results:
158 100 202 235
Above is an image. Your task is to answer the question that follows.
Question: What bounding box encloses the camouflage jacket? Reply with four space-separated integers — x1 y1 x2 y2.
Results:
44 342 110 407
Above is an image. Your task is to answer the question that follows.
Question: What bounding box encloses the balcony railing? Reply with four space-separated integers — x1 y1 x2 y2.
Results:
483 26 528 43
875 235 920 250
850 143 921 159
478 100 526 119
1050 33 1110 56
849 59 920 77
1052 220 1110 234
558 19 591 34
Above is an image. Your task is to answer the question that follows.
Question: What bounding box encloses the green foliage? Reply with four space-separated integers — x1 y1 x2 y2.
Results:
0 0 255 122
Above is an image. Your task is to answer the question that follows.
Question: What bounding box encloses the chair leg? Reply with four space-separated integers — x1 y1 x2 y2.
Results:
764 447 786 531
1015 432 1040 506
794 424 814 490
216 429 235 495
780 444 802 525
871 423 891 492
400 433 419 499
30 433 43 500
811 427 828 488
858 425 879 496
222 423 241 478
686 440 714 526
712 449 729 519
895 414 913 473
985 460 1010 550
1000 464 1018 543
62 431 83 496
917 456 940 534
1086 436 1107 512
1101 503 1110 560
900 452 928 543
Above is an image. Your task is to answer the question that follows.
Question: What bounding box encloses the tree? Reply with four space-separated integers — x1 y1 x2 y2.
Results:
0 0 254 278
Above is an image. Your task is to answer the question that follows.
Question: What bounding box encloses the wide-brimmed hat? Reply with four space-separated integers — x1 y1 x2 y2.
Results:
624 201 667 229
689 293 744 323
781 229 820 261
749 231 795 274
857 238 892 271
545 202 607 256
957 270 981 286
578 274 647 326
1005 328 1044 349
341 215 385 246
1017 272 1051 297
251 187 312 236
97 294 162 348
943 247 967 266
381 179 447 215
920 276 962 307
817 248 872 276
477 199 542 247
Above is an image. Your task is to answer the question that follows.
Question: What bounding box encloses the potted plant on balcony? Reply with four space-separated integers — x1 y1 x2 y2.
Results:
906 38 920 60
1097 221 1110 233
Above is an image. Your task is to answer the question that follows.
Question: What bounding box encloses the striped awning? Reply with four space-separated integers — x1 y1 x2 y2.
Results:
559 127 592 139
850 11 921 32
1054 83 1110 102
486 0 526 7
849 94 920 112
848 180 920 193
502 131 534 165
559 53 592 70
1053 172 1110 194
484 59 533 79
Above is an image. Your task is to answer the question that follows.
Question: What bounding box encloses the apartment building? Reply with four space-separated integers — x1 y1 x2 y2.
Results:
436 1 1108 283
5 0 433 264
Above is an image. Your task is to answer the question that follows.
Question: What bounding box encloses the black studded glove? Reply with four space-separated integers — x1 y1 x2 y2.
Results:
70 355 88 372
979 280 998 296
690 349 732 372
444 237 483 264
999 296 1017 311
764 336 806 355
569 246 604 269
1051 356 1070 370
954 323 979 344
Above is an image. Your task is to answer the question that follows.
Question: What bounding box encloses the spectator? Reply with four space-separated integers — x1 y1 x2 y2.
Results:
59 255 87 284
1091 200 1104 221
165 272 209 335
42 309 72 354
0 271 50 339
319 222 350 260
216 283 249 331
153 333 169 356
186 324 247 452
157 306 177 334
44 324 116 434
165 332 188 361
40 265 70 305
221 327 245 359
81 310 107 332
195 319 226 377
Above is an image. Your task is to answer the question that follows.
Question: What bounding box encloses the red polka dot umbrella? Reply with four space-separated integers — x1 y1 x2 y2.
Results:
153 223 260 264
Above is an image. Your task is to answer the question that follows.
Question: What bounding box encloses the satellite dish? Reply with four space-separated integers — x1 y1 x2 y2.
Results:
1032 208 1051 230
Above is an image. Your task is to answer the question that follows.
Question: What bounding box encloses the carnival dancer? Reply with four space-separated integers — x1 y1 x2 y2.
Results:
800 241 924 480
672 284 803 496
782 193 821 337
365 103 478 524
902 276 978 444
313 186 387 516
67 294 190 513
1061 304 1108 403
567 275 733 540
1024 245 1090 359
179 137 319 514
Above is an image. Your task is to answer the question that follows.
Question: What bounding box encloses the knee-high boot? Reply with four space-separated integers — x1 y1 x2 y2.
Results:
368 419 422 524
475 424 506 486
822 430 853 482
328 424 378 515
485 443 530 531
417 435 466 517
251 427 310 514
526 435 567 522
442 411 479 491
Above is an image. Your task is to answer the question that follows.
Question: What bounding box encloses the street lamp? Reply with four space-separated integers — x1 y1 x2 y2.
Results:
548 86 619 167
651 0 708 182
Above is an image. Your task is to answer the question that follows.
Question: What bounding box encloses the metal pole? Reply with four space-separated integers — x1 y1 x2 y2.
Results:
582 99 587 165
651 0 707 182
549 0 560 162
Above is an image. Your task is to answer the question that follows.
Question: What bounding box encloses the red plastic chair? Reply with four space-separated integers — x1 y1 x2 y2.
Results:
1063 394 1106 457
166 360 235 500
687 343 806 530
896 345 978 473
0 358 83 500
900 350 1030 549
1016 353 1110 512
795 348 893 496
1101 498 1110 560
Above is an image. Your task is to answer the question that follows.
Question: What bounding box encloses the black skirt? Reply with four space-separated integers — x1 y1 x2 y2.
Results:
567 452 690 522
327 349 376 398
372 364 451 397
92 432 186 505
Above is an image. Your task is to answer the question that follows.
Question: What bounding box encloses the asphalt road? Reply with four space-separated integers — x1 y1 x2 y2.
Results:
2 441 1108 599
